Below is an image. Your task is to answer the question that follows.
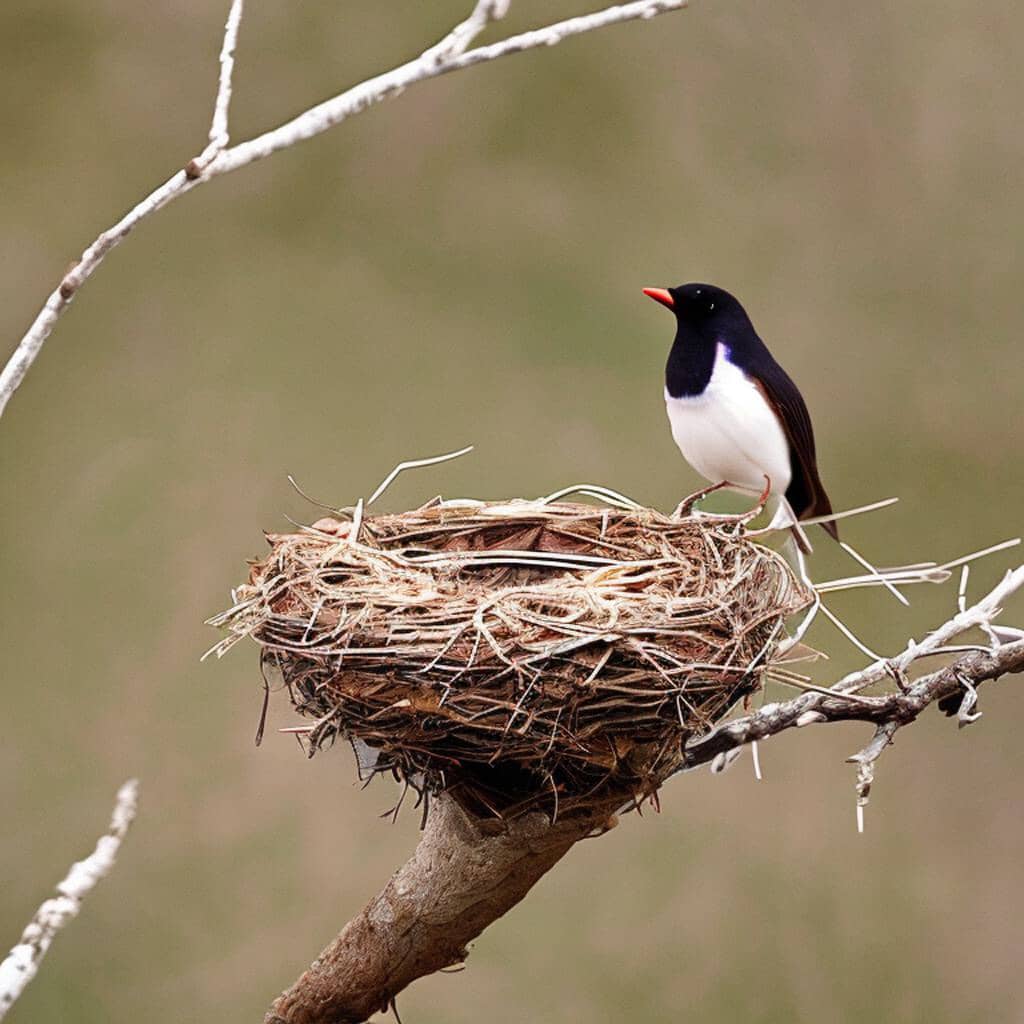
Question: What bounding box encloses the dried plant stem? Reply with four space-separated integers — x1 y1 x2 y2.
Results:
0 780 140 1020
0 0 687 419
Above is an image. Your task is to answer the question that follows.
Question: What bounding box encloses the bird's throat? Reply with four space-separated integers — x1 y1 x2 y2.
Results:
665 332 719 398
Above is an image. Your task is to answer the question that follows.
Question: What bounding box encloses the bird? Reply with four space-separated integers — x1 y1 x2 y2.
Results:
643 282 838 552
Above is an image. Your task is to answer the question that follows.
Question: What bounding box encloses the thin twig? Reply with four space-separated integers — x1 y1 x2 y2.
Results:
0 780 140 1020
0 0 688 419
848 721 897 833
191 0 246 173
421 0 510 65
681 556 1024 824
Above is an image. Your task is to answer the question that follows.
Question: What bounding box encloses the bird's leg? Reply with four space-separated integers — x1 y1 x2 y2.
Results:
721 475 775 524
746 486 813 554
672 480 734 518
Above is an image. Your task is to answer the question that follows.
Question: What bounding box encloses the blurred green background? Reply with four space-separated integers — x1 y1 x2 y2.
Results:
2 1 1023 1021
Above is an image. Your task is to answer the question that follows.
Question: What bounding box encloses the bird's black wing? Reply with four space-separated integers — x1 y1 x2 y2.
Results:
753 361 838 540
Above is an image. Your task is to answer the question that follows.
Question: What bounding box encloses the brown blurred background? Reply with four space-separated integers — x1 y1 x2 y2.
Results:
2 1 1023 1021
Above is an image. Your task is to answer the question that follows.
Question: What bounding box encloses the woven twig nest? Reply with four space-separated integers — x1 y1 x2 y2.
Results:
210 490 811 817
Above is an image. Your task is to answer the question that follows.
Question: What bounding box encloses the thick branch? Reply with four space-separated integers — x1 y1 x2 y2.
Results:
265 567 1024 1021
264 794 619 1024
1 0 687 419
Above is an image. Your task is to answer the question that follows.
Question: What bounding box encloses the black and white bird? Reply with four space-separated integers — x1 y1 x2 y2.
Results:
643 282 837 552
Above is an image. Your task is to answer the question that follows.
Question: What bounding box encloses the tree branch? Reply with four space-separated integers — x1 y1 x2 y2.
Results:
421 0 511 66
0 780 140 1020
264 794 620 1024
0 0 687 419
190 0 246 174
264 565 1024 1021
681 566 1024 826
682 638 1024 766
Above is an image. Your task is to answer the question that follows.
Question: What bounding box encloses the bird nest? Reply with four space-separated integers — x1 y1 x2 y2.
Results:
208 489 811 818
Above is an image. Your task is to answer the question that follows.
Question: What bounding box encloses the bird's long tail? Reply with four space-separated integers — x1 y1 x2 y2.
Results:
788 524 812 555
766 495 813 554
808 492 840 542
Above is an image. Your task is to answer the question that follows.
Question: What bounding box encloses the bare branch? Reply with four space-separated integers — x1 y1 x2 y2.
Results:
211 0 245 146
679 639 1024 771
262 562 1024 1021
442 0 686 72
0 0 687 420
264 637 1023 1020
421 0 510 66
218 0 687 170
678 564 1024 828
848 721 898 833
264 793 620 1024
828 563 1024 695
264 664 1024 1024
0 780 140 1020
189 0 247 175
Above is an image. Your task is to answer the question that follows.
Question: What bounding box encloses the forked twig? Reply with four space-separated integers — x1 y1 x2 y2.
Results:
683 564 1024 828
1 0 689 420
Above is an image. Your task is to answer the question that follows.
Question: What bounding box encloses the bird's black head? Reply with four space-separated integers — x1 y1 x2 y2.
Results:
645 282 763 397
642 282 753 338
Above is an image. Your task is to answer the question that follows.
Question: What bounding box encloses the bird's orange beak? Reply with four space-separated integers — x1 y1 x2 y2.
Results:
642 287 674 310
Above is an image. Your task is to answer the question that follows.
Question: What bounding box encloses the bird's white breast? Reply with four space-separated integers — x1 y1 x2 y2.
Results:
664 343 792 498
